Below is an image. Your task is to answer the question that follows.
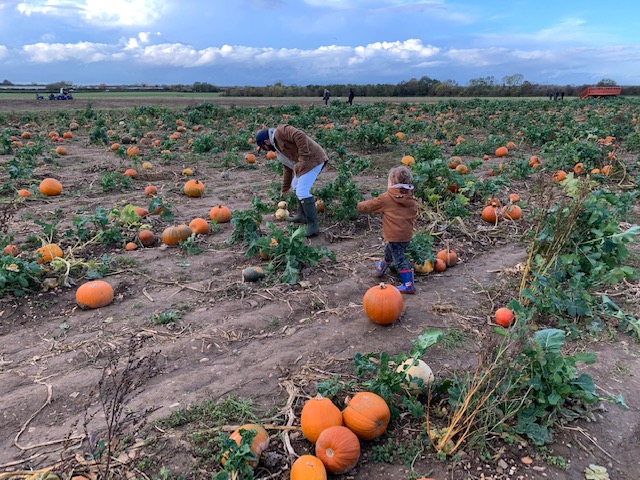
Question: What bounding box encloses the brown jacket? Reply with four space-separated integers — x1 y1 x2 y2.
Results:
273 124 329 194
357 187 417 242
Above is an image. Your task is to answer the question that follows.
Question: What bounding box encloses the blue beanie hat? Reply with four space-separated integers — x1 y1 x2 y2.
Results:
255 129 269 147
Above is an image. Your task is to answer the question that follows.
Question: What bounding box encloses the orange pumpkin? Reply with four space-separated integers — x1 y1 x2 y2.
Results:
601 165 613 176
125 242 138 251
144 185 158 196
245 153 256 164
3 244 18 256
301 396 344 444
35 243 63 263
342 391 390 441
290 454 327 480
265 150 277 160
210 205 232 223
502 204 522 221
481 205 500 224
315 199 325 213
553 170 567 182
110 143 121 151
55 146 68 155
161 224 192 246
62 131 73 139
123 168 137 177
529 155 541 167
495 146 508 157
223 423 270 470
362 283 403 326
508 193 520 203
184 179 205 197
39 178 63 196
495 307 515 328
436 248 457 267
434 258 447 272
126 146 141 157
75 280 114 309
17 189 31 197
189 218 210 235
315 426 360 474
455 164 468 175
401 155 415 166
135 207 150 217
573 162 584 174
138 229 155 247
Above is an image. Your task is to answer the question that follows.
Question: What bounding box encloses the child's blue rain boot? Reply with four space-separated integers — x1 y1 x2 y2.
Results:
374 260 390 277
397 269 416 294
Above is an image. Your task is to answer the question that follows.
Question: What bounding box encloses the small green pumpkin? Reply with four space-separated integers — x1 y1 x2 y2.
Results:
242 266 265 282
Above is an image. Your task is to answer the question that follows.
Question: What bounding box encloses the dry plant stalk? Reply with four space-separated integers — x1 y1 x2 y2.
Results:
425 336 525 455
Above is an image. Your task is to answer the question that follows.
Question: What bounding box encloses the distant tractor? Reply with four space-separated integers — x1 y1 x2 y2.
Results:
577 86 622 99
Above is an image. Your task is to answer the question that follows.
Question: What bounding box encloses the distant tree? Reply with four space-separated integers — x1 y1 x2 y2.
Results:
1 79 13 85
502 74 524 87
596 78 617 86
45 81 72 91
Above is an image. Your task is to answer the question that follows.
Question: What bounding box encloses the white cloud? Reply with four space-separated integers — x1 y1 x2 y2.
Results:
22 41 113 63
16 0 166 26
0 45 8 59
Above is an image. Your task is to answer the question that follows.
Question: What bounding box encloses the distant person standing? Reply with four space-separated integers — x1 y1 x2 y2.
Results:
561 91 565 100
554 91 559 101
323 89 330 106
347 88 355 105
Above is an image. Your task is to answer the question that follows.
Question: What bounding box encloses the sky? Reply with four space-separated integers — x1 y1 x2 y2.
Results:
0 0 639 87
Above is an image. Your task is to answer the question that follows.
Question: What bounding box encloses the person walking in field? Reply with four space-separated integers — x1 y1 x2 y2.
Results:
356 166 418 294
255 125 328 237
347 88 355 105
322 88 330 106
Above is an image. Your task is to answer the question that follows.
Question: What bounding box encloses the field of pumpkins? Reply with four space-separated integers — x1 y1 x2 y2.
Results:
0 96 639 480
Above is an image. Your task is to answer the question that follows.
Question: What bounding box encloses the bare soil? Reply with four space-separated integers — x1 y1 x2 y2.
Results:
0 97 638 480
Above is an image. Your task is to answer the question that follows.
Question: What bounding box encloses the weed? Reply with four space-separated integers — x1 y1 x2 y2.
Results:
150 310 182 325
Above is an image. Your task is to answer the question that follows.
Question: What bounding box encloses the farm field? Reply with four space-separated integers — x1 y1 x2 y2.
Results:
0 96 639 480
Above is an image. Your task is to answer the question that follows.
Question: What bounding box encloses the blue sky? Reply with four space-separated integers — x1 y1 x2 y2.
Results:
0 0 639 87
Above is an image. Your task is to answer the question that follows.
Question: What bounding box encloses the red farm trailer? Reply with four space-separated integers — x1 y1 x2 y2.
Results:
577 86 622 98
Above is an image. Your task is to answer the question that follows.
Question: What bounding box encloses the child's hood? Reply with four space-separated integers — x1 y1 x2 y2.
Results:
387 186 415 206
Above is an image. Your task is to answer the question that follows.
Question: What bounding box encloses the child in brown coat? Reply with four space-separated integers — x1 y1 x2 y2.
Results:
357 166 418 293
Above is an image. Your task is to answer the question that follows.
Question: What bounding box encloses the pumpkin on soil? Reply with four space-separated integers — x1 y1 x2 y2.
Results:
342 391 390 441
301 395 344 444
414 259 434 275
39 178 63 196
161 224 192 246
184 179 205 197
123 168 137 177
138 229 155 247
76 280 114 309
210 205 232 223
495 307 515 328
245 153 256 164
222 423 270 470
55 146 68 155
362 283 403 326
35 244 63 263
290 454 327 480
436 248 457 267
17 189 31 197
265 150 277 160
434 258 447 273
502 204 522 221
396 358 435 395
144 185 158 196
242 266 265 282
189 218 210 235
315 426 360 474
553 170 567 182
481 205 500 224
124 242 137 251
126 146 140 157
495 146 508 157
3 244 18 256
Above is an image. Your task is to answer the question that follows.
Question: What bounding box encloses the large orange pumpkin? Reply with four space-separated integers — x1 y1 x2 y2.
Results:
210 205 232 223
138 229 155 247
184 179 205 197
342 391 390 441
222 423 270 470
76 280 114 309
495 146 508 157
481 205 500 224
290 454 327 480
436 248 457 267
362 283 403 325
502 204 522 221
189 218 210 235
301 396 344 444
161 224 192 246
35 243 63 263
315 426 360 474
39 178 63 196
